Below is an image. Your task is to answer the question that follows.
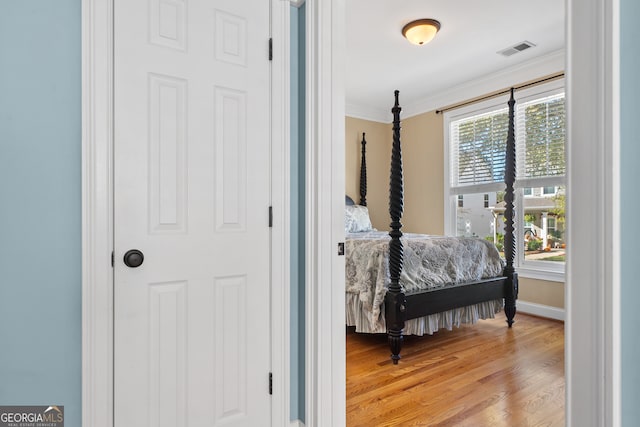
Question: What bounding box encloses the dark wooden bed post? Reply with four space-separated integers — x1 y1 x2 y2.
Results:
360 133 367 206
503 88 519 326
385 90 406 364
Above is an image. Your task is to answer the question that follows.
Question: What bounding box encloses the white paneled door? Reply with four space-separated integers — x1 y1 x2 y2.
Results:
113 0 272 426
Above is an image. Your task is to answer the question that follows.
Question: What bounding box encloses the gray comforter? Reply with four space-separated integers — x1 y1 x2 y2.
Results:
345 231 505 334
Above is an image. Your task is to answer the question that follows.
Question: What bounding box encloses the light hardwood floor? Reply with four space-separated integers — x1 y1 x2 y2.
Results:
346 313 564 427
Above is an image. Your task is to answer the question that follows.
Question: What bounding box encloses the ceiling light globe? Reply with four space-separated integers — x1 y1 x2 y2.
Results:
402 19 441 46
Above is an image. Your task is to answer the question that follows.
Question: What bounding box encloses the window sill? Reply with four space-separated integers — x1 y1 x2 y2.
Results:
516 265 565 283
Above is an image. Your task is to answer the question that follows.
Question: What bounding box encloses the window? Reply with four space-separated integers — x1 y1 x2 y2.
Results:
445 80 566 281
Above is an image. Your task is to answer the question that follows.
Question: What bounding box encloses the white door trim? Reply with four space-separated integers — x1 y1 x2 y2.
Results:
304 0 621 426
271 3 293 425
81 1 114 424
304 1 346 426
81 1 291 426
566 0 620 426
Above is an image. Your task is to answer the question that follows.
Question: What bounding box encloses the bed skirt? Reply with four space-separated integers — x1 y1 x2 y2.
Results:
345 292 504 336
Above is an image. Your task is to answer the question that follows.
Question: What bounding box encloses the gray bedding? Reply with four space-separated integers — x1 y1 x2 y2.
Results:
345 230 505 335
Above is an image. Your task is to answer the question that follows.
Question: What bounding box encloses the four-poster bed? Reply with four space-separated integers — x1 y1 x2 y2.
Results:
345 90 519 363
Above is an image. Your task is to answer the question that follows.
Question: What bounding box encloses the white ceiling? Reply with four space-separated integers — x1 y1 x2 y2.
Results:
345 0 565 121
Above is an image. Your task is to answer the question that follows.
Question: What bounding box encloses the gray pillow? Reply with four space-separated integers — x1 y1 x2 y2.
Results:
345 205 373 233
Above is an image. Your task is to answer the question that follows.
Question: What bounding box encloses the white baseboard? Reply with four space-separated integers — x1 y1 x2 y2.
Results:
517 300 565 321
290 420 305 427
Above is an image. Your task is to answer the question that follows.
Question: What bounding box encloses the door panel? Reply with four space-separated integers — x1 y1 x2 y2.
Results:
113 0 271 425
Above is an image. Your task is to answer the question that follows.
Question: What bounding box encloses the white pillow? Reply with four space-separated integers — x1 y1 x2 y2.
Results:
345 205 373 233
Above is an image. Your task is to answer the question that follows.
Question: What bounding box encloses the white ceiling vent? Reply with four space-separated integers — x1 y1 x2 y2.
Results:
498 41 536 57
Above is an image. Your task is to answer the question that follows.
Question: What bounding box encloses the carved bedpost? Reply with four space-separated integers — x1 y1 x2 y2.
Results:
360 133 367 206
503 88 519 326
385 90 406 364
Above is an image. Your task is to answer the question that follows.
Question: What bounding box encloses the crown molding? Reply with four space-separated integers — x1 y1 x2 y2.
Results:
403 49 565 119
345 102 391 124
346 49 565 123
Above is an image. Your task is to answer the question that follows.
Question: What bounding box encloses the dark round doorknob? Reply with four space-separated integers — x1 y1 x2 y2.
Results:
123 249 144 268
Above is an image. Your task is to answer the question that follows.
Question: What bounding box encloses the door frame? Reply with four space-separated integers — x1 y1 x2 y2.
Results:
304 0 620 426
303 1 346 426
81 1 291 426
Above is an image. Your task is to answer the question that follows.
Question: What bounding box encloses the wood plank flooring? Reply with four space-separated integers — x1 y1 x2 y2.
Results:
346 313 564 427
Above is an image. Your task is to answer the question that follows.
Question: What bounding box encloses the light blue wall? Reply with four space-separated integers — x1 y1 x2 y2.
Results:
290 3 306 422
620 1 640 425
0 1 82 426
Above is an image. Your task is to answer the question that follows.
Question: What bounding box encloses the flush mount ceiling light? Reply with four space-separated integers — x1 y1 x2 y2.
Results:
402 19 441 45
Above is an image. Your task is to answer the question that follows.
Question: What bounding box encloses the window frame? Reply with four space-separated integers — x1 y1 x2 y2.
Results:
444 79 565 282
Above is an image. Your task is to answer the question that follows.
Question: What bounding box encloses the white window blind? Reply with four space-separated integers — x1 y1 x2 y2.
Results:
449 107 509 191
516 93 566 186
444 80 567 280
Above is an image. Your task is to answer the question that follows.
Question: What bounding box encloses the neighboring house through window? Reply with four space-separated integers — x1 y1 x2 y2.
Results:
444 79 566 281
